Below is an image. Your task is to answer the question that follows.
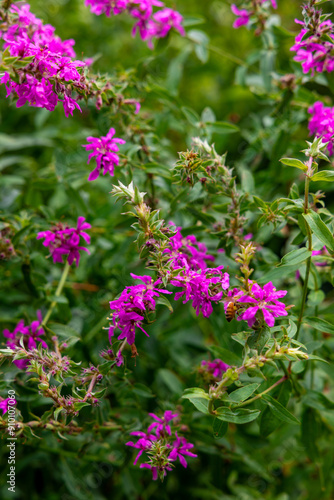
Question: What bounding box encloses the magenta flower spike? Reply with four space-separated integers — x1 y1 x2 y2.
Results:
308 102 334 155
201 359 230 379
236 282 288 328
109 274 171 345
37 217 91 267
126 410 196 480
82 128 126 181
291 16 334 75
85 0 184 48
0 3 85 115
3 311 47 369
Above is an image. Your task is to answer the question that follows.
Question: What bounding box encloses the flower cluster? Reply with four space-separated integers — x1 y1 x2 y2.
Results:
231 1 277 30
308 102 334 155
291 9 334 75
100 347 124 366
225 281 288 328
82 128 126 181
0 397 16 416
126 410 196 480
0 3 86 116
0 227 15 260
85 0 185 48
37 217 91 267
171 266 229 318
201 359 230 379
2 311 47 369
164 225 215 271
108 274 171 345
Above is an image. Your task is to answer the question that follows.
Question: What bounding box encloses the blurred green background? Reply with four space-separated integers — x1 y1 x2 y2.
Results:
1 1 334 499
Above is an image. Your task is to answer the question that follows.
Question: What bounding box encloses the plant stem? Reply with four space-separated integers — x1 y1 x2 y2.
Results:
208 399 216 415
295 172 313 341
234 376 287 408
42 262 70 327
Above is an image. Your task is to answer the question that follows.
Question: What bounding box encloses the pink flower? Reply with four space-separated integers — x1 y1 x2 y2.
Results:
171 266 229 318
235 282 288 328
147 410 178 437
164 225 215 271
308 102 334 155
85 0 184 48
168 432 197 468
0 3 85 115
82 128 126 181
3 311 47 369
109 274 171 345
37 217 91 267
0 397 16 415
291 15 334 75
126 410 196 481
201 359 230 378
231 5 250 29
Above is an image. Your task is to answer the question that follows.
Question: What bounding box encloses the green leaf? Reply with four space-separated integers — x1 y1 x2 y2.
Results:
73 402 91 411
208 346 241 366
246 328 270 353
212 418 228 439
182 387 210 401
207 122 239 134
132 383 154 398
280 248 312 266
216 407 260 424
303 390 334 411
54 407 64 421
303 211 334 253
157 368 184 396
262 394 300 424
195 44 209 64
301 408 320 460
186 398 210 414
260 382 290 436
304 316 334 335
182 16 206 27
228 383 260 403
311 170 334 182
47 323 80 339
280 158 307 172
47 295 69 305
307 354 329 364
11 224 33 245
181 106 200 126
156 295 173 313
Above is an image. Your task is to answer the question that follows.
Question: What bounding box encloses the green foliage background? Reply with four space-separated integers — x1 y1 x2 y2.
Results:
1 1 334 499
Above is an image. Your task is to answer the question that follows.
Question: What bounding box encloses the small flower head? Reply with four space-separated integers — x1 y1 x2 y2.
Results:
0 397 16 416
82 128 126 181
3 312 47 369
234 281 288 329
201 359 230 379
37 217 91 266
126 410 196 481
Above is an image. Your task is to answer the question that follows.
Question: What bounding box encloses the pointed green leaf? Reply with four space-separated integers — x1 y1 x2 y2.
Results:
311 170 334 182
280 158 307 172
212 418 228 439
303 211 334 253
280 248 312 266
262 394 300 424
228 383 260 403
216 407 260 424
